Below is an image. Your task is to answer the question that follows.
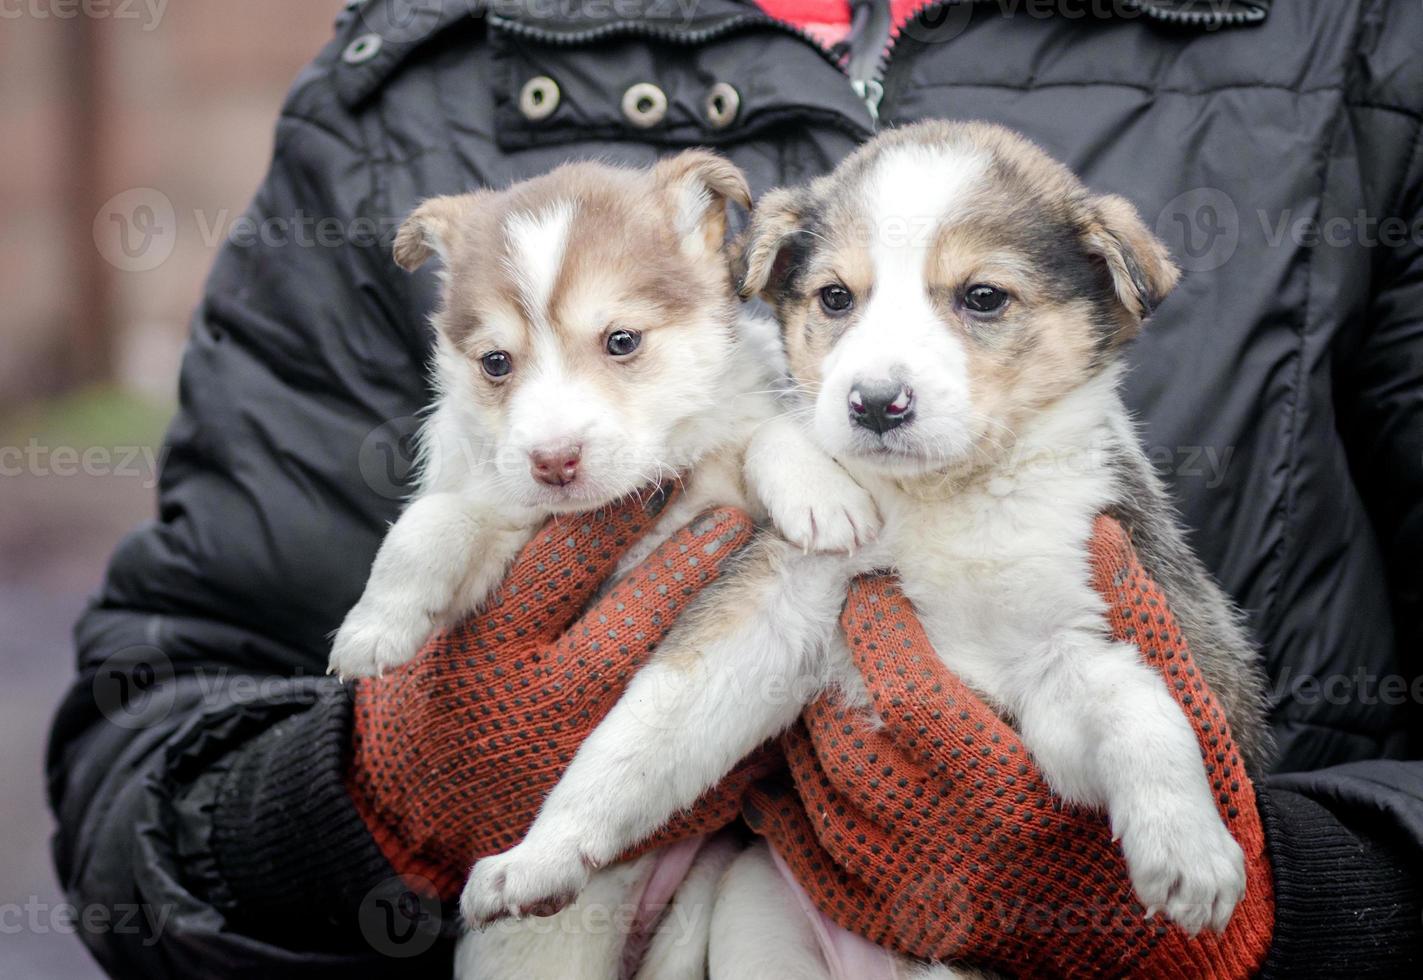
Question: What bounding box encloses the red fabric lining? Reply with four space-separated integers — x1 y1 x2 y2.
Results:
755 0 851 46
754 0 932 48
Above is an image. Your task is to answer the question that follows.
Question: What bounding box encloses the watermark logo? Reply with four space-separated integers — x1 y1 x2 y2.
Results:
358 415 424 500
359 0 446 44
900 1 975 43
0 0 169 31
92 646 177 730
1155 187 1240 273
0 898 173 944
93 188 177 273
0 440 165 487
359 875 443 958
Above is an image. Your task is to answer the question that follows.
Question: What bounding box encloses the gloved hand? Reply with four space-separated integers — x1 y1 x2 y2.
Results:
746 515 1276 978
345 487 769 898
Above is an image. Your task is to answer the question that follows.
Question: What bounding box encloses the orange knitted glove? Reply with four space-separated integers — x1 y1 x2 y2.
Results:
346 488 768 899
746 516 1274 978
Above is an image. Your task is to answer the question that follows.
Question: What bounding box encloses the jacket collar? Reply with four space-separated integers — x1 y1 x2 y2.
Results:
473 0 1274 34
335 0 1272 107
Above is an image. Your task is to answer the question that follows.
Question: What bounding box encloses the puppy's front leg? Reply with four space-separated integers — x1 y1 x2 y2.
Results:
329 493 527 678
1013 631 1245 936
746 414 880 554
461 540 846 925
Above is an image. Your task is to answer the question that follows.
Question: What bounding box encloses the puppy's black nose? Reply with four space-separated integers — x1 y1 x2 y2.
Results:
849 381 914 434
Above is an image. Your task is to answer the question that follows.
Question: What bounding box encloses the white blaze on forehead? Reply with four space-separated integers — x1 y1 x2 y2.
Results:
502 199 575 323
866 142 988 289
817 139 985 447
509 324 585 449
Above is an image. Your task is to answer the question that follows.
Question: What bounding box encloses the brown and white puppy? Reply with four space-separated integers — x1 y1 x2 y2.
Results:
330 151 809 678
327 153 873 979
462 122 1272 978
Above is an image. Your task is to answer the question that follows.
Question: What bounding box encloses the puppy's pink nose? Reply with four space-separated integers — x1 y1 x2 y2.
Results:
530 445 582 487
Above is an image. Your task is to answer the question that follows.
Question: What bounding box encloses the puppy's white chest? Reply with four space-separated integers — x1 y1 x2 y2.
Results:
869 487 1103 710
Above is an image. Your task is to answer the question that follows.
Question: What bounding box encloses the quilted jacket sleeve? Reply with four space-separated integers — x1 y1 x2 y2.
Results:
43 46 453 979
1256 101 1423 977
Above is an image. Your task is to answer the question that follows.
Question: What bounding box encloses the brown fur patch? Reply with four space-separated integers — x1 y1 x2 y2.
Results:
394 152 751 413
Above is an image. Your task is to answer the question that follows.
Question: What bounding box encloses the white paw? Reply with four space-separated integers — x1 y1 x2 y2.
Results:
766 474 880 554
326 602 430 680
460 838 592 927
1118 802 1245 935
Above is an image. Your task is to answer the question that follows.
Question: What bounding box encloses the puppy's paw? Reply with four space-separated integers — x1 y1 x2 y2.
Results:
1119 803 1245 935
764 470 880 554
460 839 592 927
327 604 429 680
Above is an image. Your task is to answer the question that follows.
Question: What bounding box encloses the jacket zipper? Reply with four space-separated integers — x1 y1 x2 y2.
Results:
489 12 844 74
858 0 998 127
1129 1 1269 29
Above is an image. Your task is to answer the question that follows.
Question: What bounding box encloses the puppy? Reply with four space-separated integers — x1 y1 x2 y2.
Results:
328 152 872 978
461 122 1273 976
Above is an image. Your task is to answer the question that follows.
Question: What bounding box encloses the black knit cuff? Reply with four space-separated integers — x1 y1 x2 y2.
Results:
1258 786 1423 977
209 682 396 919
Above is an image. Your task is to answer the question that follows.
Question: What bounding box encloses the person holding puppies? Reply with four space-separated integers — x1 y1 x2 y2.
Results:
48 1 1423 977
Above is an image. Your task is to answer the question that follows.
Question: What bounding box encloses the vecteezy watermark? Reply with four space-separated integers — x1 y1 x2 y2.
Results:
92 647 334 729
485 0 703 27
359 415 425 500
899 0 1243 44
356 0 705 46
1155 187 1242 274
93 188 178 273
1155 187 1423 273
624 650 832 732
480 892 709 945
357 0 448 44
899 0 976 43
0 898 174 945
1259 209 1423 251
94 193 415 272
1273 666 1423 709
359 876 444 958
92 646 177 730
210 210 397 252
0 0 168 31
355 408 1240 507
0 439 165 488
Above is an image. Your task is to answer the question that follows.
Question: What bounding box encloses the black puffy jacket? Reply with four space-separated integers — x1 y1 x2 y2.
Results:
46 1 1423 976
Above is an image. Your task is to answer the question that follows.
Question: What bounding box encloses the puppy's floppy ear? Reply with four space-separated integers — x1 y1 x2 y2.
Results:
734 186 806 303
653 149 753 258
1085 193 1181 341
393 193 482 272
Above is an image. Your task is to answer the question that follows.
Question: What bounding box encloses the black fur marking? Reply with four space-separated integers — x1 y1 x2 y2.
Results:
1103 420 1275 775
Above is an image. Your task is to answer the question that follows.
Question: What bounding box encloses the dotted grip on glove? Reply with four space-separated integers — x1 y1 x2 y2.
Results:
346 494 760 899
744 515 1274 979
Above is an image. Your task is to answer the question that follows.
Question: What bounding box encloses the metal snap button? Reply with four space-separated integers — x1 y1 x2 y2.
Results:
342 33 382 65
622 82 668 129
705 82 740 129
519 76 561 122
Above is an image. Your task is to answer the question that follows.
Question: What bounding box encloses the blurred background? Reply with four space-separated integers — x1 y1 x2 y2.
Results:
0 3 344 976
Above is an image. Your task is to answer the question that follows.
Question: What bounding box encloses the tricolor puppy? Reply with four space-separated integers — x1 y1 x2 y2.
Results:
462 121 1272 976
328 153 871 977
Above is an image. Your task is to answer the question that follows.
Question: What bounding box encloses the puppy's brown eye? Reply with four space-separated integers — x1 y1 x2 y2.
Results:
606 329 641 357
480 351 512 378
963 284 1009 315
819 284 854 316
